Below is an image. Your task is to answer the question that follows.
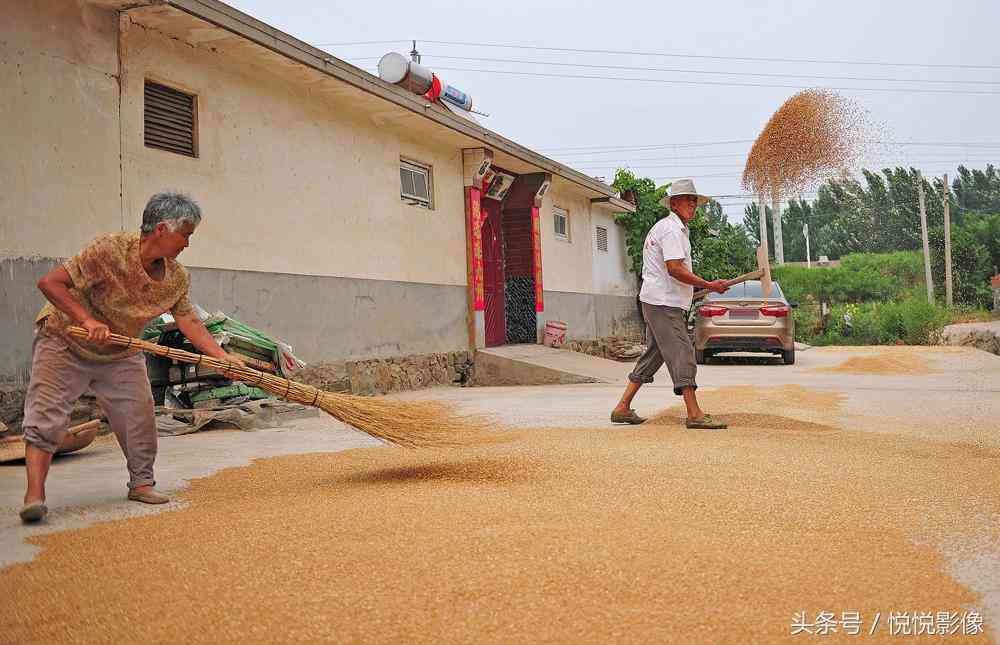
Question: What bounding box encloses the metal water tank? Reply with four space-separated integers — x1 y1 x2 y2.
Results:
378 52 434 95
441 84 473 111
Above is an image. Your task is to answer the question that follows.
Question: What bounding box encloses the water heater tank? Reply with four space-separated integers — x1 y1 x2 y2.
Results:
441 84 473 111
378 52 434 95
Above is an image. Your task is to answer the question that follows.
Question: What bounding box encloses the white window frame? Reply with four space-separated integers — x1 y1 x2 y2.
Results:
595 225 609 253
400 158 433 209
553 206 570 242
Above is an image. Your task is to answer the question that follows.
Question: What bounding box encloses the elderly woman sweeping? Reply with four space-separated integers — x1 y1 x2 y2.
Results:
19 192 245 523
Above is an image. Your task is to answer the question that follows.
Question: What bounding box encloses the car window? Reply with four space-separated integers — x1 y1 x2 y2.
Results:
705 281 784 299
706 284 743 300
744 281 783 298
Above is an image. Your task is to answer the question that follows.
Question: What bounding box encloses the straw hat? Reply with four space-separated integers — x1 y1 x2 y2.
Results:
659 178 710 207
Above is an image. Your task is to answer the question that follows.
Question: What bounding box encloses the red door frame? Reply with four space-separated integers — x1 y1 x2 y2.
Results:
481 199 506 347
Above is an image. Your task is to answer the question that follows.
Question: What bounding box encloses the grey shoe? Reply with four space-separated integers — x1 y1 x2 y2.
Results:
127 488 170 504
19 501 48 523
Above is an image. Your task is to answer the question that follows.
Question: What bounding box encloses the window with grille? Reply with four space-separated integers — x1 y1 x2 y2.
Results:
553 207 569 241
595 225 609 252
400 159 433 208
144 81 197 157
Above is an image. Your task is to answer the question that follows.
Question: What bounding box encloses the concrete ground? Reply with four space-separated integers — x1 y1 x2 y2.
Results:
0 416 380 567
2 344 998 642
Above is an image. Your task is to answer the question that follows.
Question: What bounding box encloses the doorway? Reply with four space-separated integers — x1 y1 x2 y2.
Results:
481 199 506 347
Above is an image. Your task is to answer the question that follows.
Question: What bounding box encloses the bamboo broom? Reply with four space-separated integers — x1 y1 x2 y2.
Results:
65 326 498 448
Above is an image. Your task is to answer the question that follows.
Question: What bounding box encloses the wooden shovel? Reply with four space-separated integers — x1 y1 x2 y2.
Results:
693 245 773 301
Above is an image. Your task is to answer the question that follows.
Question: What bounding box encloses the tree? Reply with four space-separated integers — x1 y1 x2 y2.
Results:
751 162 999 309
807 168 947 258
952 164 1000 217
612 169 668 278
612 169 755 282
782 199 821 263
741 202 775 253
690 201 757 281
930 212 1000 308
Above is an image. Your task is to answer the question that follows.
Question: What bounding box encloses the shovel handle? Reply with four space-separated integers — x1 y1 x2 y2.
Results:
692 269 764 301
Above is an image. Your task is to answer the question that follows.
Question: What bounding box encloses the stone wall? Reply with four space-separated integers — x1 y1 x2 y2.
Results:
941 322 1000 356
562 335 646 362
295 351 474 397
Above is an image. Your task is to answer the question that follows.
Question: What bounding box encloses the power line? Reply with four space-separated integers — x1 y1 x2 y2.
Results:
541 140 754 153
571 157 998 169
578 162 750 170
564 155 999 166
647 167 961 181
416 54 1000 86
556 152 749 162
543 140 1000 155
432 66 1000 96
418 39 1000 71
318 40 408 47
649 172 752 179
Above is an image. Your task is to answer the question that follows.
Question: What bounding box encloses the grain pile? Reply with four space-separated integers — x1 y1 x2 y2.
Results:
650 384 844 430
3 417 997 643
650 411 837 434
742 90 866 199
815 349 937 376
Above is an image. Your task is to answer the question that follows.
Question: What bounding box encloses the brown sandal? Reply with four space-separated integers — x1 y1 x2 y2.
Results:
610 409 647 425
685 414 728 430
19 501 48 523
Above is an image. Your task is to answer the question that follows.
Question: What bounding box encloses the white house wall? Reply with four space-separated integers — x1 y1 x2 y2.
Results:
118 17 468 287
591 211 636 297
1 0 122 259
539 180 640 341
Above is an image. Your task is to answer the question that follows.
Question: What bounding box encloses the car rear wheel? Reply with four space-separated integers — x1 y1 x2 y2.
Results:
782 348 795 365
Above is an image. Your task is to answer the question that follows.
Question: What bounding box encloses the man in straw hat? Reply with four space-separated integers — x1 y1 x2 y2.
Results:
18 192 245 524
611 179 729 430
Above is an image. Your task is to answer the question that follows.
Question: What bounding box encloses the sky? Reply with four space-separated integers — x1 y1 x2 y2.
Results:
229 0 1000 222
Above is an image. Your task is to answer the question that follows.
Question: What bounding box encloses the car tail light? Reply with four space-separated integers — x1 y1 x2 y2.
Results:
760 304 790 317
698 305 729 318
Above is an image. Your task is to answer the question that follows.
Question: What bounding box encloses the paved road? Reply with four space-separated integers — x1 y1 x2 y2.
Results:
1 345 998 643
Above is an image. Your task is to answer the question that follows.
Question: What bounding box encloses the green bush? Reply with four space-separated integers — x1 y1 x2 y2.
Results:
929 212 1000 310
773 251 926 306
789 303 821 344
808 298 951 346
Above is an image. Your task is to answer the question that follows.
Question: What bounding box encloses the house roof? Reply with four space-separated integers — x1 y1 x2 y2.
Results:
103 0 635 213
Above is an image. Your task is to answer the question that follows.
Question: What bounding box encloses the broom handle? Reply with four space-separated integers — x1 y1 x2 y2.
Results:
68 419 102 435
692 269 764 301
66 325 261 377
63 326 273 370
64 326 326 409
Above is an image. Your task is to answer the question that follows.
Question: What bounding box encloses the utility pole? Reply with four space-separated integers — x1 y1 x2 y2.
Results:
771 193 784 265
803 222 811 268
758 194 769 259
917 173 934 303
943 173 953 307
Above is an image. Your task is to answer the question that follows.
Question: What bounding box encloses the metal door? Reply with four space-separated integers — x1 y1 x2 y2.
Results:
482 200 506 347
